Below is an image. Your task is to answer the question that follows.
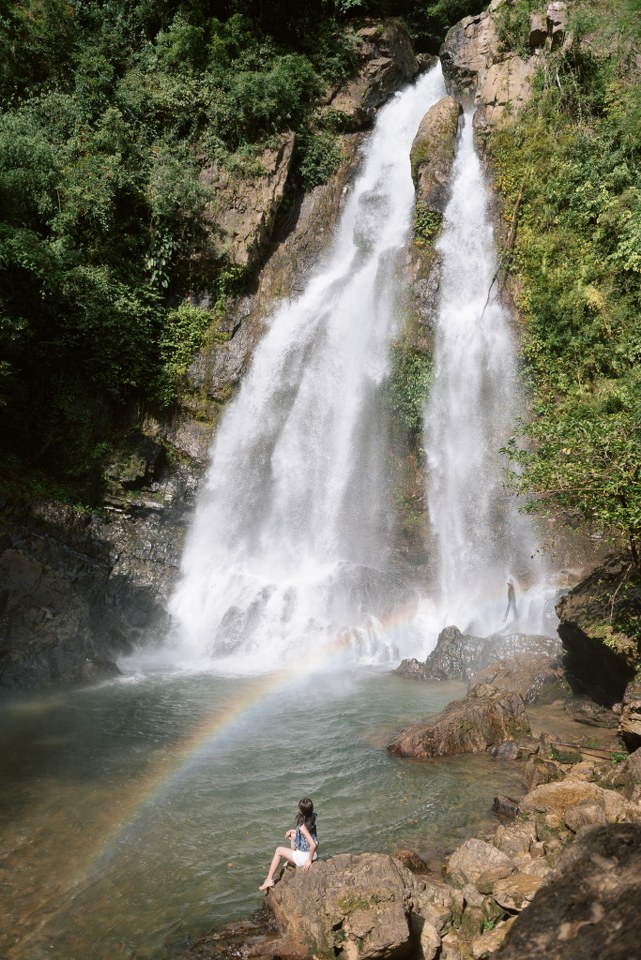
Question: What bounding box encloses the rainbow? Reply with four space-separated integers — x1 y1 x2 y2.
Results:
71 582 517 881
74 626 360 881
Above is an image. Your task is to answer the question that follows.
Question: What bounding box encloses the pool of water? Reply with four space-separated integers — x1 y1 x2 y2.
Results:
0 663 525 959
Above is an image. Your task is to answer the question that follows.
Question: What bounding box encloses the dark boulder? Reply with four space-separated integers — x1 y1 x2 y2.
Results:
556 555 640 705
495 824 641 960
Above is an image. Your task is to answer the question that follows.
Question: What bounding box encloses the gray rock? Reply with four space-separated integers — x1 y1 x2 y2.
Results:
446 838 513 887
619 676 641 752
547 1 567 48
327 21 418 130
491 741 520 761
564 803 607 833
0 469 198 689
556 555 639 705
396 625 561 684
201 132 295 273
599 746 641 801
492 873 544 912
440 7 539 131
410 96 462 215
529 12 548 48
522 757 562 791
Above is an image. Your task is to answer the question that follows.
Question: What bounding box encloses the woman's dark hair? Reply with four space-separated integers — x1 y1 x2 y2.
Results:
295 797 316 830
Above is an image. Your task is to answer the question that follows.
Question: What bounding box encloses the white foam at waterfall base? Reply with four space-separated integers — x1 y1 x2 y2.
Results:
167 68 448 672
424 111 557 638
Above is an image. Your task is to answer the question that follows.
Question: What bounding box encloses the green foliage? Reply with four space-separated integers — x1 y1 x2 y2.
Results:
490 0 641 570
496 0 540 56
386 345 433 435
298 131 343 190
154 303 214 408
0 0 492 499
414 207 442 246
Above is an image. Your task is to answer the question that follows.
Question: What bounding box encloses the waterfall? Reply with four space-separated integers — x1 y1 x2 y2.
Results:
168 68 447 670
424 112 552 637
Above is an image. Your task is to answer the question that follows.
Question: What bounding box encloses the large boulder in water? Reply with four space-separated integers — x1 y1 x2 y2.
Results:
406 96 462 344
472 654 571 705
396 625 561 683
388 681 531 759
410 96 462 216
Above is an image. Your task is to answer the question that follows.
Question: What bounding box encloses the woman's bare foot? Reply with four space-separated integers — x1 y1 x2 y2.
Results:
258 878 274 891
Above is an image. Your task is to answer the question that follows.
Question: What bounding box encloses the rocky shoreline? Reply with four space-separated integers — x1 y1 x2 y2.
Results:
186 603 641 960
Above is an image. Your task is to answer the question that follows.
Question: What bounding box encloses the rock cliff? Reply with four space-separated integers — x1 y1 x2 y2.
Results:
440 0 571 132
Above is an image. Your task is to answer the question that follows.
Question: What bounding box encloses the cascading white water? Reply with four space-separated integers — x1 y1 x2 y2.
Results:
168 68 447 670
424 111 552 636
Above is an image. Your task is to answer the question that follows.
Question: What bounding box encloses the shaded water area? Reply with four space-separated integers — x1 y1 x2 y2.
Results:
0 666 525 959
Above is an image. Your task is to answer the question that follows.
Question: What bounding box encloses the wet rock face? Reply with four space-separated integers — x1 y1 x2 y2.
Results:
496 824 641 960
0 468 197 688
410 96 462 215
327 21 418 130
405 95 462 344
396 624 561 685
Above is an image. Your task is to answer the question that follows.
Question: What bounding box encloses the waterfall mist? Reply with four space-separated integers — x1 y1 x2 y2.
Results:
424 112 553 636
168 69 447 670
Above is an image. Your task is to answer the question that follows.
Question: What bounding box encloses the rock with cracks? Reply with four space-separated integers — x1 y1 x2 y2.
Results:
388 681 531 758
264 853 422 960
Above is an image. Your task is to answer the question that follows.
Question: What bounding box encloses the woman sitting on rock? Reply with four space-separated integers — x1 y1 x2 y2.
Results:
259 797 318 891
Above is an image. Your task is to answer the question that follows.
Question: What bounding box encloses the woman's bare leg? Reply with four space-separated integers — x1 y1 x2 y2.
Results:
259 846 297 890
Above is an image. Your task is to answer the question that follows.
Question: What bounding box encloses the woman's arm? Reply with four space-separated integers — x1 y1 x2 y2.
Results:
299 824 316 871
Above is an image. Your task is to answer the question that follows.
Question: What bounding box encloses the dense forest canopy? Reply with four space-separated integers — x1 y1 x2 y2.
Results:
0 0 481 499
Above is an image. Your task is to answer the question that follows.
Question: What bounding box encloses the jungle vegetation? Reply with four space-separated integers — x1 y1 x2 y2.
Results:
486 0 641 580
0 0 482 501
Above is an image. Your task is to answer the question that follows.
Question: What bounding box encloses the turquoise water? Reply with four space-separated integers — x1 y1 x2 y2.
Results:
0 665 523 959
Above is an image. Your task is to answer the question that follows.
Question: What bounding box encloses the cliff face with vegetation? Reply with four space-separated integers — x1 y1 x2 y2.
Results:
1 0 640 689
0 1 484 686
